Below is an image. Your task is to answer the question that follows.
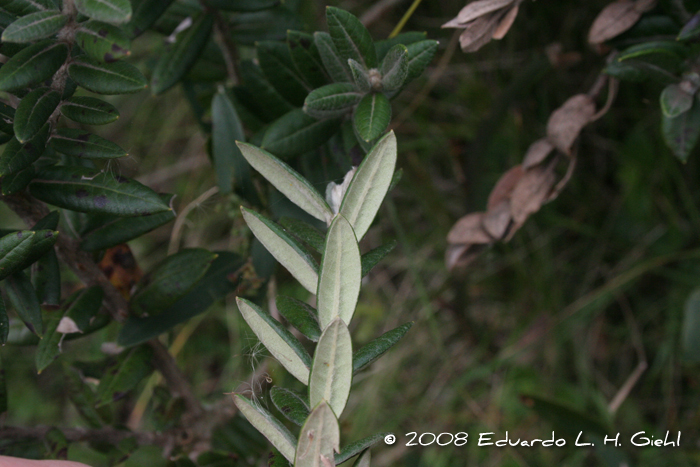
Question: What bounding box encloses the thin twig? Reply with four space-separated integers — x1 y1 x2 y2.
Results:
168 186 219 255
389 0 424 38
212 12 240 86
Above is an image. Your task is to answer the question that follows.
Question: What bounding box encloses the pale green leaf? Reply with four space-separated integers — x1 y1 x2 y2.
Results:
309 318 352 417
233 394 297 463
295 401 340 467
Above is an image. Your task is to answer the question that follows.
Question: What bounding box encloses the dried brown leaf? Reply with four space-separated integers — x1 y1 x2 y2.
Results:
487 164 524 210
588 0 641 45
447 0 515 26
523 138 555 169
447 212 492 244
445 243 485 270
510 163 557 225
483 201 512 239
459 15 501 52
492 4 519 40
546 94 596 154
634 0 657 13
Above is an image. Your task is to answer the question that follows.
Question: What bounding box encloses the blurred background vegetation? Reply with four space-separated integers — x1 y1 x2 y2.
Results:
3 0 700 466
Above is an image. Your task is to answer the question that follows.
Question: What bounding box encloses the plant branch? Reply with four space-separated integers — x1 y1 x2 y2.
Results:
212 11 240 86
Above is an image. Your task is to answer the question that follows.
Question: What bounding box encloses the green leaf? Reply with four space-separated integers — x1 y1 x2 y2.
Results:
604 57 677 84
50 128 127 159
5 271 43 336
295 401 339 467
131 248 217 317
380 44 408 92
348 59 371 93
314 31 352 83
75 0 132 24
361 240 397 277
234 60 294 123
353 93 391 142
278 217 325 253
95 345 153 407
212 89 253 196
1 0 55 16
262 108 341 159
80 195 176 251
0 229 58 282
13 87 60 143
241 207 318 294
1 165 35 195
0 102 16 134
678 12 700 41
0 294 8 345
309 318 352 417
616 41 686 73
265 450 289 467
339 131 397 239
270 386 310 426
118 252 243 346
0 123 50 176
69 56 148 94
228 5 301 46
0 352 6 414
660 83 694 118
75 20 131 63
35 306 68 372
353 322 413 373
326 6 377 69
257 40 309 107
662 98 700 162
353 450 370 467
124 0 175 38
31 248 60 306
0 40 68 92
317 214 360 329
55 286 103 334
1 10 67 43
151 12 213 95
683 289 700 363
276 295 321 342
237 142 333 223
236 297 311 383
375 31 426 61
405 40 438 83
303 82 362 119
64 364 105 428
232 394 297 464
60 96 120 125
30 166 171 216
288 30 328 88
335 433 387 465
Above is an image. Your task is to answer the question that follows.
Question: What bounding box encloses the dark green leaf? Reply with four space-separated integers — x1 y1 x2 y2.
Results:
678 12 700 41
0 123 49 176
353 322 413 373
80 195 176 251
64 364 105 428
361 240 396 277
50 128 127 159
266 449 289 467
0 294 8 345
124 0 174 38
1 164 35 195
335 432 388 465
380 44 408 92
0 40 68 92
604 57 677 84
95 345 153 407
257 40 309 106
348 59 371 93
31 248 60 306
262 108 341 158
353 93 391 142
303 82 361 119
75 0 132 24
0 352 7 414
75 20 131 63
60 96 120 125
130 248 217 317
616 41 686 73
69 56 148 94
405 40 438 83
5 271 43 336
326 6 377 69
270 386 309 426
30 166 171 216
1 0 55 16
31 210 59 230
375 32 426 61
288 30 328 88
228 5 301 46
35 306 67 372
278 216 325 252
314 31 351 82
151 12 213 95
13 87 60 143
276 295 320 342
0 102 16 134
683 289 700 363
0 229 58 282
55 286 103 335
660 83 694 118
662 97 700 162
204 0 278 11
118 252 244 347
1 10 67 43
211 89 253 195
234 60 294 123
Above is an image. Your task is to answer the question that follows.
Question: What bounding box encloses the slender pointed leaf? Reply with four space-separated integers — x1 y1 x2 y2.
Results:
35 306 68 372
314 31 352 82
262 108 341 159
361 240 396 277
60 96 120 125
317 214 360 328
236 297 311 383
326 6 376 69
295 401 340 467
57 286 103 334
375 31 427 60
304 82 362 119
50 128 127 159
353 93 391 142
380 44 408 92
1 10 67 43
0 102 16 134
235 60 294 123
69 56 147 94
241 207 318 293
288 30 328 88
257 40 310 106
278 217 325 253
353 322 413 373
0 294 8 345
237 142 333 223
13 87 60 143
233 394 297 463
405 40 438 82
0 123 50 176
31 249 60 306
212 89 253 196
339 131 397 239
270 386 310 426
348 59 371 93
2 0 55 16
1 165 35 195
0 40 68 92
124 0 175 37
309 318 352 417
335 433 387 465
75 0 132 24
5 271 43 336
276 295 321 342
30 166 171 216
95 345 153 407
0 229 58 282
75 20 131 63
151 12 213 95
